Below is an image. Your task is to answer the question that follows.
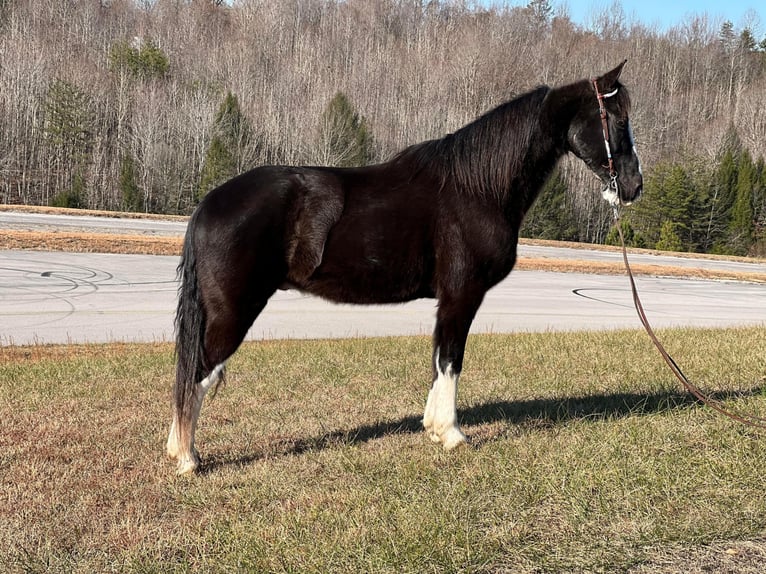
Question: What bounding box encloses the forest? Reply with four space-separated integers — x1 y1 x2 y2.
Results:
0 0 765 255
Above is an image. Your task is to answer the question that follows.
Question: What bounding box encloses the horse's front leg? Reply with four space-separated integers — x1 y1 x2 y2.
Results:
423 294 483 450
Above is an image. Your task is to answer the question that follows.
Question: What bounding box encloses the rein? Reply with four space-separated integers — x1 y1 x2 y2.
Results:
592 78 766 429
612 214 766 429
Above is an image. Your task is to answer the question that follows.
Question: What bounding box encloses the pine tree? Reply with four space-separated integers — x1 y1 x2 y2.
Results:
752 157 766 256
707 135 741 252
656 220 683 252
521 169 578 241
719 21 737 52
526 0 553 30
214 91 252 173
120 152 142 212
727 150 755 254
318 92 374 167
44 79 93 162
629 161 695 250
197 91 252 200
198 137 235 201
605 219 646 248
51 170 86 209
109 38 169 80
44 79 93 206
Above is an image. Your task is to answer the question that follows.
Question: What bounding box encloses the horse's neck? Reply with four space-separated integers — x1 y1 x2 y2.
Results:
503 124 566 223
509 85 580 217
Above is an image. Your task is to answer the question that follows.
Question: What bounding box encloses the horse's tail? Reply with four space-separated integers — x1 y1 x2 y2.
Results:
173 218 209 421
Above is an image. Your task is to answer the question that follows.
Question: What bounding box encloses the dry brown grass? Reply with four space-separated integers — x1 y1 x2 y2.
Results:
0 230 183 256
525 237 766 265
2 329 766 572
515 256 766 282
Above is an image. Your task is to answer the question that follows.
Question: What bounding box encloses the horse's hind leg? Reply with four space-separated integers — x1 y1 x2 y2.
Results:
168 297 271 475
167 362 225 474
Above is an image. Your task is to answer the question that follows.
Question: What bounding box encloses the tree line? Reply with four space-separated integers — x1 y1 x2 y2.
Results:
0 0 764 255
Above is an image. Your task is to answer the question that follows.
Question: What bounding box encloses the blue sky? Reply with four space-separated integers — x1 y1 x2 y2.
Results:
543 1 762 33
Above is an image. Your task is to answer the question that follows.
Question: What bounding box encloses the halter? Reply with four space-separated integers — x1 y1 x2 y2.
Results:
591 78 620 209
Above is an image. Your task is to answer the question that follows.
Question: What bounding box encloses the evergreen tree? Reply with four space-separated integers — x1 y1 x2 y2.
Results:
604 219 646 248
659 164 694 240
214 91 252 173
197 91 252 200
44 79 93 162
198 137 235 200
727 150 755 254
521 169 578 241
51 170 86 209
318 92 374 167
719 21 737 53
44 79 93 205
109 38 169 80
739 28 757 52
120 152 142 212
525 0 553 30
706 134 741 252
656 220 683 252
629 161 696 250
753 157 766 254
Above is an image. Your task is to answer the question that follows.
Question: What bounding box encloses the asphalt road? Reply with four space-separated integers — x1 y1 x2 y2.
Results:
2 210 765 345
1 249 764 346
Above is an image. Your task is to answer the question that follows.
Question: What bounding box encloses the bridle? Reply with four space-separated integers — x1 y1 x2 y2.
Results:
592 79 766 430
592 78 620 204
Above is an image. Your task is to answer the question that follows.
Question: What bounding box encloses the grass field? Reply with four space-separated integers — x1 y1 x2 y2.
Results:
2 327 766 573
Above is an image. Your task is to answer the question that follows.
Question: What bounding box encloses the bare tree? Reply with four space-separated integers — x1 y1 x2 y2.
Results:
0 0 763 248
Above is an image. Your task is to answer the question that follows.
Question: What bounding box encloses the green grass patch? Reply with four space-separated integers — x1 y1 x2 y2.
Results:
1 328 766 573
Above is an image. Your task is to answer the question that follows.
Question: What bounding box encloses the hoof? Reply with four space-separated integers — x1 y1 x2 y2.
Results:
440 427 468 451
424 425 468 451
176 456 199 476
173 447 201 475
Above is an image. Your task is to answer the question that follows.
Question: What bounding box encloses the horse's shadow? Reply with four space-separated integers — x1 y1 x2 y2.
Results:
200 387 763 474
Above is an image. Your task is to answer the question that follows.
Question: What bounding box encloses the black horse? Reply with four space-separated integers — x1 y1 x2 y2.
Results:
167 61 643 474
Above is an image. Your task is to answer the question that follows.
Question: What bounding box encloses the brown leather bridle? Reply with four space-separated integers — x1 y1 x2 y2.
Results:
592 78 620 200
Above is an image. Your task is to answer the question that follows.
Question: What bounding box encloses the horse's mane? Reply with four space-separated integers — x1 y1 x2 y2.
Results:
393 85 551 200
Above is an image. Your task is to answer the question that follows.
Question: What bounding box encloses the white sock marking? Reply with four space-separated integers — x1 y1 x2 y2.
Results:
167 361 226 474
424 349 467 450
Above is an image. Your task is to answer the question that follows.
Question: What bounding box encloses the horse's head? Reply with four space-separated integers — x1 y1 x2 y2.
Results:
567 60 643 206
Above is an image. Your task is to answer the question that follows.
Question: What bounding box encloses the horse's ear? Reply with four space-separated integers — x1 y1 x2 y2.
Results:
596 59 627 93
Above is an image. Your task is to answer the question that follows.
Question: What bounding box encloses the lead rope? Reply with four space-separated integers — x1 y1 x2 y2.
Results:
612 209 766 429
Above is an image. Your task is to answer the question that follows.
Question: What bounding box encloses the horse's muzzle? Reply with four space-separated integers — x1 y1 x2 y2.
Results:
620 177 643 205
